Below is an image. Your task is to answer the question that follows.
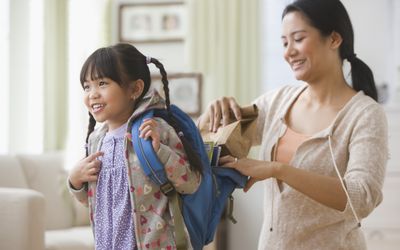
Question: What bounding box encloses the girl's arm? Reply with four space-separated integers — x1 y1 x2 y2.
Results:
67 151 103 206
141 118 201 194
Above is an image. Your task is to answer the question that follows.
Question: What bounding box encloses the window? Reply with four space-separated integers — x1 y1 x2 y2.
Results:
0 0 9 153
27 0 44 153
1 0 44 154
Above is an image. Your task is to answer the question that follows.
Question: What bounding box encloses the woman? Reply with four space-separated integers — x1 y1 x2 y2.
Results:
198 0 388 249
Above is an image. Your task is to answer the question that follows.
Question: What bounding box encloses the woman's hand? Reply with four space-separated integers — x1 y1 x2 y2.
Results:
139 118 161 151
198 97 242 132
219 155 280 192
69 151 103 190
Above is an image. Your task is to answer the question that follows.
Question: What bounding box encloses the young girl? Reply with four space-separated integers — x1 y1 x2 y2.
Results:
68 43 202 250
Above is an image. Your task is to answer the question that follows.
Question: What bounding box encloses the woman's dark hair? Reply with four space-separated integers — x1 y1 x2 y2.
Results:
80 43 203 174
282 0 378 101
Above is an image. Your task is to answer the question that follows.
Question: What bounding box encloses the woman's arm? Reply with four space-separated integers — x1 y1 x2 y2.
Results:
277 163 347 210
220 156 347 211
197 96 243 132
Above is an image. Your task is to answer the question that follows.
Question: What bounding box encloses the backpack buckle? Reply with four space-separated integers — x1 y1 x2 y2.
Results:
160 182 174 196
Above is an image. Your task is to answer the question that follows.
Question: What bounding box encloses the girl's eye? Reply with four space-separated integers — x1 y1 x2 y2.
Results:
294 37 304 42
282 42 288 48
99 81 108 87
83 85 90 92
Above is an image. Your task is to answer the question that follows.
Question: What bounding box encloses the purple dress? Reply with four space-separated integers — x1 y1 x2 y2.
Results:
94 123 137 250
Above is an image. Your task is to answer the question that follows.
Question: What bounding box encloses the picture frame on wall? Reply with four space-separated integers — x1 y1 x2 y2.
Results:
119 2 186 43
152 73 202 117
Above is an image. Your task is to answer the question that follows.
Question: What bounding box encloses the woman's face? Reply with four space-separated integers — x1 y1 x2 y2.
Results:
281 11 335 83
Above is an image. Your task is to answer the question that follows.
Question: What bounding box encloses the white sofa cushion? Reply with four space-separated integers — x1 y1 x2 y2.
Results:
17 153 74 230
0 188 45 250
45 226 94 250
0 155 29 188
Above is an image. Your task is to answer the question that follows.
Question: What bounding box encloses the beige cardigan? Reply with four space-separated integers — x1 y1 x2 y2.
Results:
253 84 388 250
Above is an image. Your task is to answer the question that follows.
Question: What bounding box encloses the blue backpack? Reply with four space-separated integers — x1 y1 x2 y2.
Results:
131 105 247 250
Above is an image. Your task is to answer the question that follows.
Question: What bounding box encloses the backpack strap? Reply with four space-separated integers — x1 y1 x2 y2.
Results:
131 110 188 250
168 191 187 250
131 110 169 186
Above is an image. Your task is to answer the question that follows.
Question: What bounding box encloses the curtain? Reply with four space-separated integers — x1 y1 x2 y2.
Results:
187 2 261 249
43 0 68 151
187 0 261 109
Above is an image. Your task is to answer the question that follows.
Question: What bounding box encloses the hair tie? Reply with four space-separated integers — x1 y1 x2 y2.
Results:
347 53 357 62
146 56 152 64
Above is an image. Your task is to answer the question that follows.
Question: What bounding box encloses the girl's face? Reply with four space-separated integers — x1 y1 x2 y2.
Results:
281 11 336 83
83 77 136 131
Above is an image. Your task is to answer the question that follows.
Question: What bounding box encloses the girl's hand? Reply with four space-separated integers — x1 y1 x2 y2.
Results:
69 151 103 190
219 155 280 192
139 118 161 151
198 97 242 132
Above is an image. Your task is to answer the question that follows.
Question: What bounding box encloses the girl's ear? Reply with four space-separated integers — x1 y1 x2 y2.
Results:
330 31 343 49
130 79 145 100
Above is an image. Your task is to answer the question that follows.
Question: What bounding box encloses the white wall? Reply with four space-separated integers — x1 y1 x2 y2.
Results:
391 0 400 104
262 0 295 93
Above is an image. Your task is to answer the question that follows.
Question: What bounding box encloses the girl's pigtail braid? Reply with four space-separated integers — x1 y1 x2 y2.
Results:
150 58 171 113
151 58 203 175
85 112 96 157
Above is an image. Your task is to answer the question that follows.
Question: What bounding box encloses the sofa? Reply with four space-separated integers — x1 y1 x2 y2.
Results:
0 152 94 250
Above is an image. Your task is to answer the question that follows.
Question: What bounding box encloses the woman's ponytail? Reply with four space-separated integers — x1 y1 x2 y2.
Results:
348 55 378 101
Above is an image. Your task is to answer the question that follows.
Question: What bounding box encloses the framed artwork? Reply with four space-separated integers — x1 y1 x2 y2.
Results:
152 73 202 117
119 2 186 43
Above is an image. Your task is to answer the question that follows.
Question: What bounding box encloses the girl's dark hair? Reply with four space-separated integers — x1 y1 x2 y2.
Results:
282 0 378 101
80 43 203 174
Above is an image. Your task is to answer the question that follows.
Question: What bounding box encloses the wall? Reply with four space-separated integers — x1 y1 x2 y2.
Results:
262 0 295 93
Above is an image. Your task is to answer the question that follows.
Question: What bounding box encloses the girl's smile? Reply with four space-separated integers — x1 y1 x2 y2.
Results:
91 103 105 114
